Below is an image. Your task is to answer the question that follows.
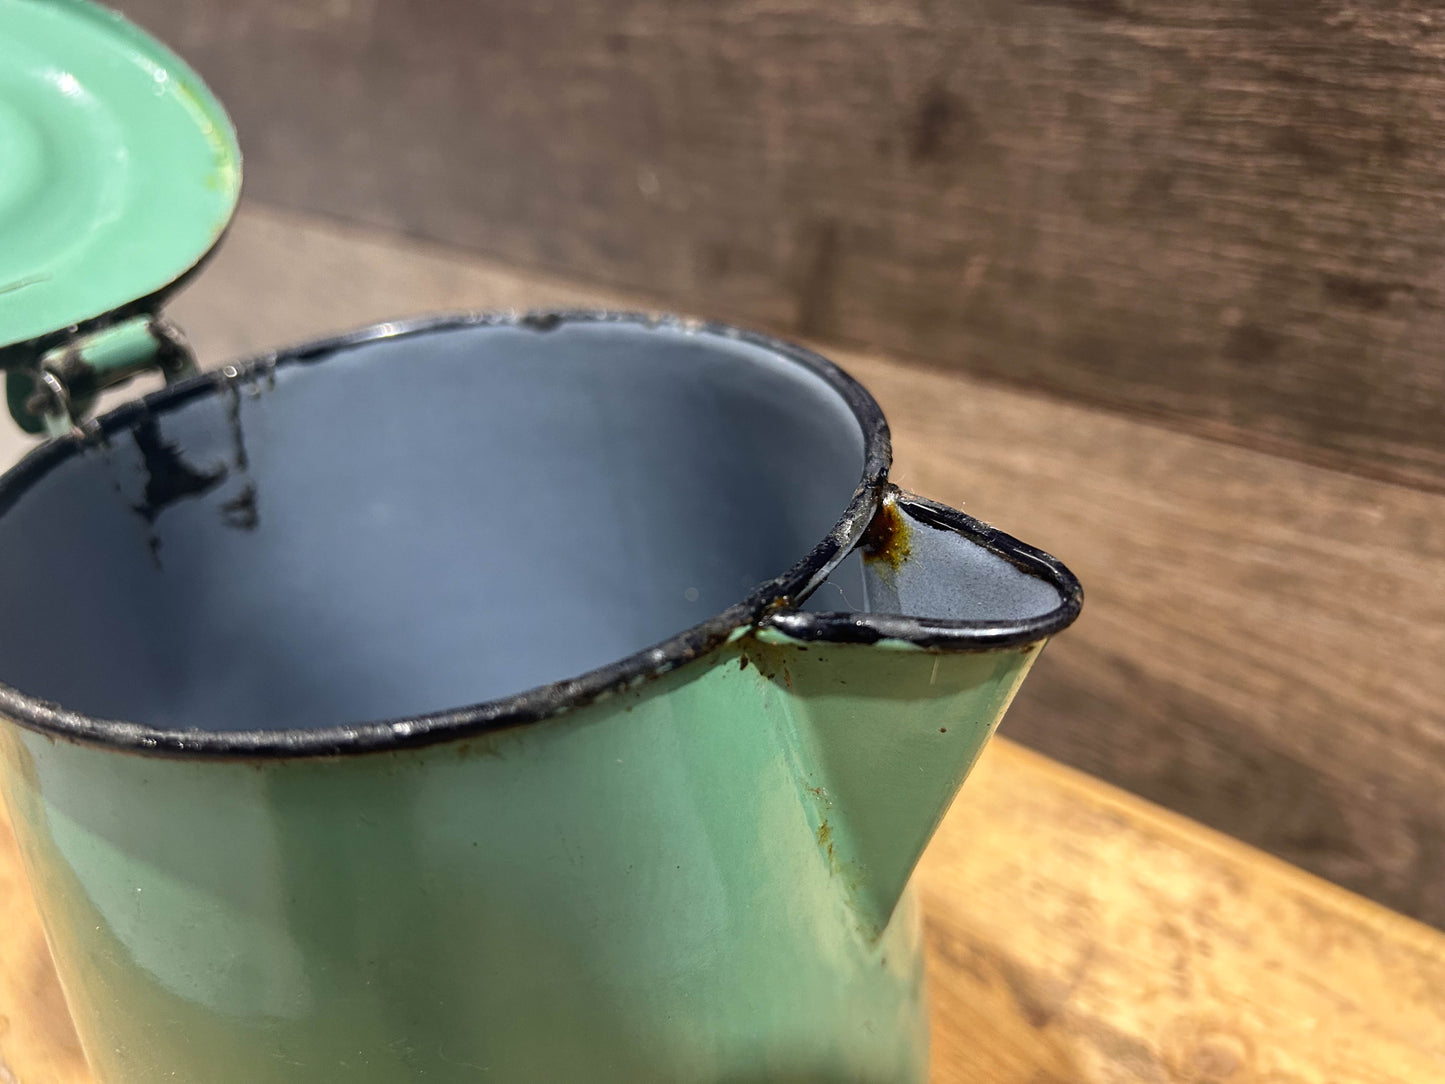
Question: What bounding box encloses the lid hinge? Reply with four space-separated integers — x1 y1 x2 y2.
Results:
5 316 199 437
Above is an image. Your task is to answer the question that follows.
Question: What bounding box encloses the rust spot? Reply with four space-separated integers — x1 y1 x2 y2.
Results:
939 727 948 733
782 665 794 690
816 819 836 865
861 498 912 571
453 736 504 760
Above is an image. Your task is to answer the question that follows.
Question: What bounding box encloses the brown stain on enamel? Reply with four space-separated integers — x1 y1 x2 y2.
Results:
816 818 836 868
861 498 912 571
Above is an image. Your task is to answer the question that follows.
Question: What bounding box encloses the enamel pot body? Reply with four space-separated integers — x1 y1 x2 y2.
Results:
0 314 1080 1083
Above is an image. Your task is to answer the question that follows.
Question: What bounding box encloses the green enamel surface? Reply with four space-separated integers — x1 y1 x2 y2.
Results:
0 636 1046 1082
746 637 1039 940
0 0 240 356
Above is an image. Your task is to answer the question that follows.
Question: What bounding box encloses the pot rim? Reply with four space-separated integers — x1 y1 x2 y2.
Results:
0 311 1074 759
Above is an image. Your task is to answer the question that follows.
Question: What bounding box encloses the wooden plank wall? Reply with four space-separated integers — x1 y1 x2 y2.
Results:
107 2 1445 921
117 0 1445 491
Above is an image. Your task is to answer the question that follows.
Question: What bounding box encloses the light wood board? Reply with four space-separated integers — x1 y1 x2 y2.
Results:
919 740 1445 1084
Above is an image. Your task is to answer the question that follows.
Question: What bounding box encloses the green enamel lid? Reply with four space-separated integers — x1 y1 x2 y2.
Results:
0 0 240 363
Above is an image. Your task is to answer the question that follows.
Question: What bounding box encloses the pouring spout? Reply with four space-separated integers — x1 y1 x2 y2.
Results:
751 489 1080 938
748 634 1041 938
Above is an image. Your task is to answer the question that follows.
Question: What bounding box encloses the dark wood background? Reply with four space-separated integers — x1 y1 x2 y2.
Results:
112 0 1445 922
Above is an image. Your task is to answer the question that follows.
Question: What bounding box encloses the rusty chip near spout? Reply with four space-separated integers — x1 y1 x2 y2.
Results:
860 495 912 571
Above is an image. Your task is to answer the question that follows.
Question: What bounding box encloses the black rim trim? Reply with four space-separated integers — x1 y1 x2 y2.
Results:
759 490 1083 649
0 311 890 757
0 312 1081 758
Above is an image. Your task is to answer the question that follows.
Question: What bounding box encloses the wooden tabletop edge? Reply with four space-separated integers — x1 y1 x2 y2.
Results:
987 736 1445 956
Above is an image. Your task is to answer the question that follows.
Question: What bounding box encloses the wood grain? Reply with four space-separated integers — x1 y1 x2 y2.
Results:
139 204 1445 924
919 739 1445 1084
0 789 86 1084
112 0 1445 490
4 739 1442 1082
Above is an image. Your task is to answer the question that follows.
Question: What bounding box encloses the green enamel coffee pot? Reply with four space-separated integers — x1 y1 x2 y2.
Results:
0 3 1081 1081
